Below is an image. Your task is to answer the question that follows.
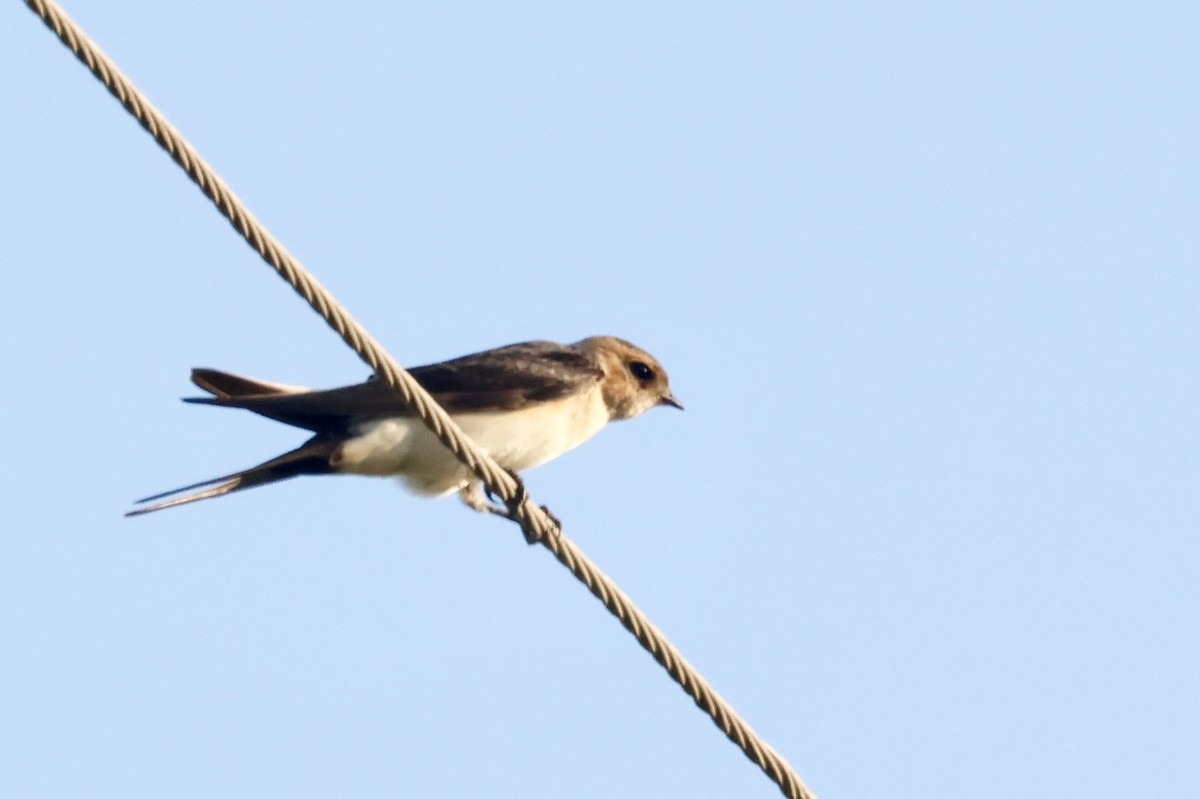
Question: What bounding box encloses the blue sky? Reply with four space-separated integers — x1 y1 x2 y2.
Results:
3 2 1197 797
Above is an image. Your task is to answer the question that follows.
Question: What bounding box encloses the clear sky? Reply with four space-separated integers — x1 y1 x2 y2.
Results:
3 2 1197 797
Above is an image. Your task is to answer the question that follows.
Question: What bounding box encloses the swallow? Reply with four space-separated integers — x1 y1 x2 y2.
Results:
126 336 682 518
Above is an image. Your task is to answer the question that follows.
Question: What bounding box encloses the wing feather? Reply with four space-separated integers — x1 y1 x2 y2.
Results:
186 340 603 432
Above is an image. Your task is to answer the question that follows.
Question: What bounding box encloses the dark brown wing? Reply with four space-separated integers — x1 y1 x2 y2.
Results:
407 340 602 410
186 340 603 432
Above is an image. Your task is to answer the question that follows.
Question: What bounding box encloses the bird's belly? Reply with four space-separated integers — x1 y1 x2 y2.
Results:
335 418 470 495
334 392 608 496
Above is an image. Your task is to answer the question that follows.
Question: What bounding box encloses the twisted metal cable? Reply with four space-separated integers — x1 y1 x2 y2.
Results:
23 2 816 796
540 533 811 797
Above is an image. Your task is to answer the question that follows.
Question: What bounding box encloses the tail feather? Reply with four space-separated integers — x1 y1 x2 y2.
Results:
125 476 248 517
125 440 337 517
191 368 310 399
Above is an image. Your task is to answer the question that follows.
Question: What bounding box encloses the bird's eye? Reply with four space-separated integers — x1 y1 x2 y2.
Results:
628 360 655 382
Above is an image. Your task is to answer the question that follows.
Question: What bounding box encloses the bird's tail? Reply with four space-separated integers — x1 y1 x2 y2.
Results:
125 440 337 517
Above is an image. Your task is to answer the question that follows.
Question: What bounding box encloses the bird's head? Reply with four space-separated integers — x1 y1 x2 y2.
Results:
576 336 683 421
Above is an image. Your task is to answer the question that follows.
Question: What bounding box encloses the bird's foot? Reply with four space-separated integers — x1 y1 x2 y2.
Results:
459 481 503 515
466 471 559 544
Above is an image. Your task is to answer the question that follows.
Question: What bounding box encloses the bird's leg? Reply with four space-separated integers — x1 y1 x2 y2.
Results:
458 481 506 515
459 473 530 518
502 469 528 517
472 471 561 543
479 468 529 519
498 469 562 540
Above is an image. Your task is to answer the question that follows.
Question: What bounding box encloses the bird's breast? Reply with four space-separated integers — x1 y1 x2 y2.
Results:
454 387 610 472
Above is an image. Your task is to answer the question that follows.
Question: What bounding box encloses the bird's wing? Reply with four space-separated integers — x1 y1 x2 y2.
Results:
407 340 603 411
186 341 604 432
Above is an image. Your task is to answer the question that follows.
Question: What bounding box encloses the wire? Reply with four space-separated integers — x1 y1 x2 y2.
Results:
24 2 817 796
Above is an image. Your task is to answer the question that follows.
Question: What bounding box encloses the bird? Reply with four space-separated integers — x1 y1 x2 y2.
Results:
126 336 682 518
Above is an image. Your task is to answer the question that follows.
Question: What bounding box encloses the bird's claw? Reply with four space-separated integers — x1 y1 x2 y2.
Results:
488 468 527 514
465 472 558 544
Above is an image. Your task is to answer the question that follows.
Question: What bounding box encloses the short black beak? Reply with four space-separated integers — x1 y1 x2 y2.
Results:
659 393 684 410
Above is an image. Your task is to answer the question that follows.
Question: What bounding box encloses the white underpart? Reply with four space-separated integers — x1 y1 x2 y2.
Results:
332 387 611 497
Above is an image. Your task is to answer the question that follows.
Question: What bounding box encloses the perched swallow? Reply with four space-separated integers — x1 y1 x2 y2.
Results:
127 336 681 517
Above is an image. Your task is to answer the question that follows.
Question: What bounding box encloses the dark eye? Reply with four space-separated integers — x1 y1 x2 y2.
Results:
628 360 655 382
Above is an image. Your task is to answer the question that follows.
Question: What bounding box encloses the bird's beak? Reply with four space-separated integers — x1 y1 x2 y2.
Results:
659 393 684 411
